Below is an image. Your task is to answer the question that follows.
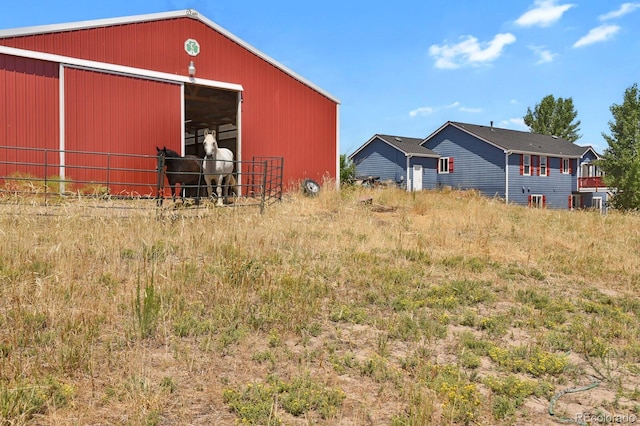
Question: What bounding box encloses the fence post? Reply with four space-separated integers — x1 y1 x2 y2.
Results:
251 157 256 197
278 157 284 201
156 154 165 207
107 153 111 196
44 149 48 205
260 160 268 214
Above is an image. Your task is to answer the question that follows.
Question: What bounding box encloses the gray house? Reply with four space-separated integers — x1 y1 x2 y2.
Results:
350 121 610 210
348 134 439 191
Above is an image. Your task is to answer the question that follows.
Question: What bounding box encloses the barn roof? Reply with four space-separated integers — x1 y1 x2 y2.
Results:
0 9 340 105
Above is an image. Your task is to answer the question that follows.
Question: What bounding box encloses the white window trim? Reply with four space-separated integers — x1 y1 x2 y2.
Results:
531 194 544 208
540 156 547 176
523 154 531 176
562 158 570 174
592 197 603 211
439 157 450 174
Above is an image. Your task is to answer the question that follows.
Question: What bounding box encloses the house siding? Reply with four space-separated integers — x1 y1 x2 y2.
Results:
352 138 408 184
578 191 610 209
409 157 438 190
424 126 505 198
509 155 576 208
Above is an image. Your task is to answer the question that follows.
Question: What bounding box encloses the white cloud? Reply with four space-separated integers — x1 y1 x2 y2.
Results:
409 102 482 117
529 45 557 64
515 0 575 27
429 33 516 69
409 107 434 117
500 118 529 131
573 24 620 47
459 107 483 113
599 3 640 20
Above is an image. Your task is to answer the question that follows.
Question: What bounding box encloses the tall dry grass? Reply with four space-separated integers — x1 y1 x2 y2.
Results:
1 186 639 425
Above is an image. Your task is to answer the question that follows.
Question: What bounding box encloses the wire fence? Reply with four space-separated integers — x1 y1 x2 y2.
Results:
0 145 283 214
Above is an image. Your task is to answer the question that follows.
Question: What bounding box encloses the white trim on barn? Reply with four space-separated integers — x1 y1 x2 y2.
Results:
180 83 186 157
0 45 244 93
236 91 244 195
59 63 66 190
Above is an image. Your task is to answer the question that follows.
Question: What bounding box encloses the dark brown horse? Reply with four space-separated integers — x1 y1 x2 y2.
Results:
156 146 205 202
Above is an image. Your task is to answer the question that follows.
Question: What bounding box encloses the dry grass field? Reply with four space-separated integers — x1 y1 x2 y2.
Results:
1 185 640 425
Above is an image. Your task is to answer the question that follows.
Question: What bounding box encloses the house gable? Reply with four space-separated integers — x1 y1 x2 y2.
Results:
350 136 409 183
423 124 506 198
580 146 600 164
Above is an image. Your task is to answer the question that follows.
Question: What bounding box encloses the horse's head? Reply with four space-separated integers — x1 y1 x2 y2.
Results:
157 146 181 159
203 131 218 159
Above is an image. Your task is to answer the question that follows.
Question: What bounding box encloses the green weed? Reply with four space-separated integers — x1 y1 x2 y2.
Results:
133 273 161 339
488 345 568 376
223 374 345 424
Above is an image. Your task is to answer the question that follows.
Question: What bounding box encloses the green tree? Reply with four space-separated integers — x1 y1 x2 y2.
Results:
599 83 640 210
340 154 356 186
523 95 582 142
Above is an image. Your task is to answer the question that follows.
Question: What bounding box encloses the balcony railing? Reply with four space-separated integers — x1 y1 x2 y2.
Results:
578 176 605 189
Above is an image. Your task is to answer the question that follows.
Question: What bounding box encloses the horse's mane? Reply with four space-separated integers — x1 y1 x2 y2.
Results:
156 146 181 158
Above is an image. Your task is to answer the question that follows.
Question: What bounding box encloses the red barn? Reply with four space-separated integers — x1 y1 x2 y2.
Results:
0 9 339 195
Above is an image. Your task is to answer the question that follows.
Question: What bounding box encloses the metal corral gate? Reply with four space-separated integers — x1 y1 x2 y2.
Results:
155 153 283 212
0 145 283 213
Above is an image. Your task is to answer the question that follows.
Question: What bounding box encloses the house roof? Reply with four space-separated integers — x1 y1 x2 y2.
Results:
0 9 340 104
443 121 589 158
349 134 439 159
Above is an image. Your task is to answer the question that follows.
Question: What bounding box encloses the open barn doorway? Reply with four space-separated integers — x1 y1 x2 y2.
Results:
184 84 240 159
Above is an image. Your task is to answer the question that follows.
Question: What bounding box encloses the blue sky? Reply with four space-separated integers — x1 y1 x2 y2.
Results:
2 1 639 154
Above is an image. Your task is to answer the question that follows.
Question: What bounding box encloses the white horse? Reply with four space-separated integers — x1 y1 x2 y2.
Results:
202 130 235 206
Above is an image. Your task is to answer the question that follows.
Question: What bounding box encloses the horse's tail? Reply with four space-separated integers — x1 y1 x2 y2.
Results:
229 174 240 197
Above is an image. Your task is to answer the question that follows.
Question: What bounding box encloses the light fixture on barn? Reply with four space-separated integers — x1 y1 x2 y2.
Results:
188 60 196 77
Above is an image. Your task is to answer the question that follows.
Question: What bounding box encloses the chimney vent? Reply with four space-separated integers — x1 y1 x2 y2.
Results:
490 121 494 130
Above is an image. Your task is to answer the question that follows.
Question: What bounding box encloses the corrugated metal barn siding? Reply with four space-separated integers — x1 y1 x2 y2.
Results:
0 54 59 178
1 16 337 184
64 68 181 195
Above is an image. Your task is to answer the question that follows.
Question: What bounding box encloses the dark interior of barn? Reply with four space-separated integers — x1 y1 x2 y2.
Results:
184 84 238 157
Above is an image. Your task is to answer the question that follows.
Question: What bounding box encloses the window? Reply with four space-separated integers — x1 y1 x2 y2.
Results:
569 194 582 210
529 194 546 208
540 156 547 176
439 157 453 173
439 157 449 173
561 158 570 174
592 197 603 211
523 155 531 176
